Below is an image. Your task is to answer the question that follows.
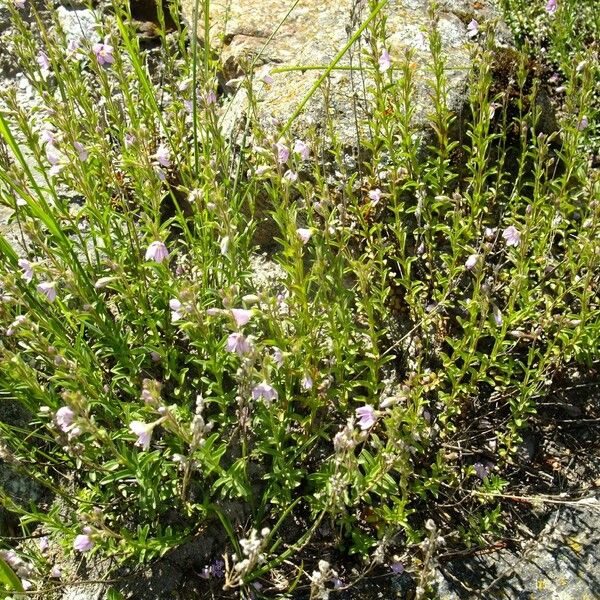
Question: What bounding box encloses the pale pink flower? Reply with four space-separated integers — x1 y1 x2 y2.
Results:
55 406 75 432
379 48 391 73
251 381 278 404
226 332 252 356
37 281 57 302
293 140 310 161
154 144 171 168
129 420 155 450
296 228 313 244
368 188 382 204
545 0 557 14
272 347 284 367
230 308 253 328
464 254 479 270
355 405 376 430
578 115 588 131
46 147 63 176
145 240 169 263
14 0 26 9
39 128 56 146
21 579 32 591
73 533 94 552
37 51 50 71
466 19 479 38
18 259 33 282
6 315 26 336
283 170 298 182
38 536 49 552
169 298 184 322
73 141 88 161
262 73 275 85
50 566 62 578
92 41 114 66
275 139 290 164
502 225 521 247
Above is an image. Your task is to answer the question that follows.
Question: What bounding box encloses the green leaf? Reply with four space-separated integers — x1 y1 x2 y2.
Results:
106 588 126 600
0 556 24 593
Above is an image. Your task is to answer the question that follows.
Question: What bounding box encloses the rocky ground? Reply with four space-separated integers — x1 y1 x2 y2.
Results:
0 0 599 598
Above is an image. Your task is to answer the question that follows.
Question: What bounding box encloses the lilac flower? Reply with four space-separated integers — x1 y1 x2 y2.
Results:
390 561 404 574
45 145 62 167
473 462 489 480
49 566 62 578
263 73 274 85
169 298 184 322
37 51 50 71
67 38 80 59
379 48 391 73
55 406 75 432
205 90 217 105
145 240 169 263
466 19 479 38
39 128 56 146
124 132 136 148
14 0 26 9
275 139 290 164
545 0 557 14
129 420 155 451
226 332 252 356
73 533 94 552
18 259 33 283
38 536 49 552
252 381 279 404
153 144 171 168
293 140 310 161
230 308 253 328
272 347 284 367
92 41 114 66
301 373 313 390
73 141 88 161
368 188 382 204
37 281 57 302
464 253 479 270
355 405 376 430
502 225 521 247
296 227 313 245
211 559 225 578
150 351 161 362
578 115 589 131
6 315 26 336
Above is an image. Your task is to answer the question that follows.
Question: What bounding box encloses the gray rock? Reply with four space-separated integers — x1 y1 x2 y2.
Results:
180 0 511 146
55 6 100 45
434 495 600 599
